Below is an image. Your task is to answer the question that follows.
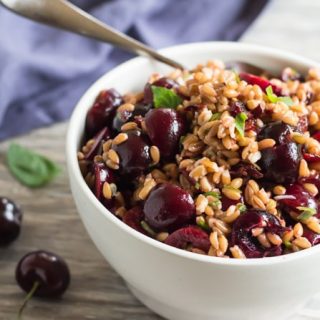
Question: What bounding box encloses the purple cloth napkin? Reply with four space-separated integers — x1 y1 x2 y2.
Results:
0 0 268 140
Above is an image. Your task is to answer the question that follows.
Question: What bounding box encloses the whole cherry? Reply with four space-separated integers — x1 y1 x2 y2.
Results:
0 197 23 246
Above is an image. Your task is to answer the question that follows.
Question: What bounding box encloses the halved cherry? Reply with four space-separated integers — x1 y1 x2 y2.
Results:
85 127 111 160
123 207 146 234
239 72 282 95
165 226 210 252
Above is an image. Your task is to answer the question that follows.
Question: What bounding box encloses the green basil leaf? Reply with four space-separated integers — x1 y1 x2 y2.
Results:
204 191 221 199
7 143 60 188
196 218 211 232
235 112 248 138
266 85 293 106
296 206 316 221
151 86 182 109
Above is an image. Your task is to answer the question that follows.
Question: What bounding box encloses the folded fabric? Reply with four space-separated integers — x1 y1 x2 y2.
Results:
0 0 268 140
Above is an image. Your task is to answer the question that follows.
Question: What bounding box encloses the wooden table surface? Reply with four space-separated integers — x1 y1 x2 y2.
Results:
1 1 320 319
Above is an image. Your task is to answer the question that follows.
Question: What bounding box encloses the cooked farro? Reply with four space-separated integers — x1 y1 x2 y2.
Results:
79 61 320 259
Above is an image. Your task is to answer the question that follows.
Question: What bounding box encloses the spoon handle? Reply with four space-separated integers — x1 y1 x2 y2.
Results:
1 0 184 69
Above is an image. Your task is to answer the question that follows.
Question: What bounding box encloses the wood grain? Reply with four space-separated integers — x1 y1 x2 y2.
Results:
2 0 320 318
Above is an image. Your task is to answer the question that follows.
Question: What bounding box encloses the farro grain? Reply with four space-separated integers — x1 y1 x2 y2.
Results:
222 187 241 200
257 233 271 248
292 237 312 249
273 185 286 195
156 232 169 242
293 223 304 238
210 231 219 250
112 133 128 145
230 245 246 259
299 159 310 177
303 183 318 196
251 227 264 237
121 121 138 131
150 146 160 164
258 139 276 150
266 232 282 246
107 149 120 164
307 221 320 234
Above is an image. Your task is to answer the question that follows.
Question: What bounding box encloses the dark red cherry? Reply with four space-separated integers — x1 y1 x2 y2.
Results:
257 121 291 145
16 250 70 298
86 89 123 137
165 226 210 252
312 131 320 142
93 162 115 202
85 127 111 160
303 228 320 246
303 153 320 163
221 194 243 211
259 142 301 184
230 162 263 181
278 183 317 212
144 77 178 104
145 108 186 160
0 197 22 246
144 183 195 231
239 72 282 95
229 101 246 116
123 207 146 235
112 103 152 132
230 209 286 258
113 130 151 177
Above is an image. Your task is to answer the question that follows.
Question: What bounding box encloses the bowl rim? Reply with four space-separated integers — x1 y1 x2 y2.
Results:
66 41 320 266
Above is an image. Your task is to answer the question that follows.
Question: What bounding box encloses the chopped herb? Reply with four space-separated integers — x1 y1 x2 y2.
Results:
195 182 200 190
296 206 316 221
237 203 247 213
284 240 292 249
208 199 221 208
179 135 186 144
140 221 156 236
232 69 241 84
210 112 222 121
204 191 221 199
151 86 182 109
196 218 211 232
235 112 248 138
7 143 60 188
266 85 293 106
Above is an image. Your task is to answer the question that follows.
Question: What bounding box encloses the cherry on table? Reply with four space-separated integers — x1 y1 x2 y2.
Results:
16 250 70 298
143 183 195 231
0 197 23 246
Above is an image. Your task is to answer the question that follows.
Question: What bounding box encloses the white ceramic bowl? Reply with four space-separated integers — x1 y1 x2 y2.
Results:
66 42 320 320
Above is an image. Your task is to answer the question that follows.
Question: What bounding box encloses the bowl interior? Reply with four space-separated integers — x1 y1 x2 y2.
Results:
67 41 320 265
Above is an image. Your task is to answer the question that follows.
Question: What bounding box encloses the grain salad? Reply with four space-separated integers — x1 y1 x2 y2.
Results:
78 60 320 259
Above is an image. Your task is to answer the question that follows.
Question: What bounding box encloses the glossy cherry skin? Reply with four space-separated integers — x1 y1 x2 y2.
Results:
16 250 70 298
123 206 146 235
259 142 301 184
85 89 123 137
230 209 286 258
144 183 195 231
112 102 152 132
257 121 291 145
221 194 243 211
85 127 111 161
113 130 151 177
278 183 317 213
93 162 115 200
0 197 23 246
165 226 210 252
145 108 186 160
239 72 282 95
144 77 178 104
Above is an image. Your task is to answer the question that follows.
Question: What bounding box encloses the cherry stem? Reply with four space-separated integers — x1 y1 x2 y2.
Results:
17 281 40 320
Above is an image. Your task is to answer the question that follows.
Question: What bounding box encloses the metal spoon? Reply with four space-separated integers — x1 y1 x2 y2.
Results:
0 0 185 70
